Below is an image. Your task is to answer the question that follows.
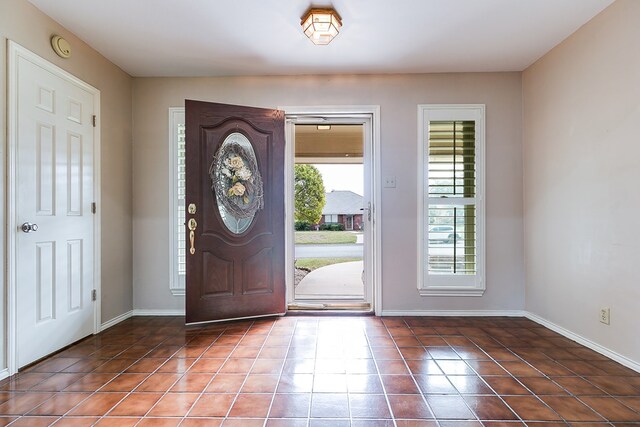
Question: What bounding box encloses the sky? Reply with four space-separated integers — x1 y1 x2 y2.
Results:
314 164 363 196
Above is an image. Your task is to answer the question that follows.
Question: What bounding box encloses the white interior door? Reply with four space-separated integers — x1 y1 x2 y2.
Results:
12 44 97 368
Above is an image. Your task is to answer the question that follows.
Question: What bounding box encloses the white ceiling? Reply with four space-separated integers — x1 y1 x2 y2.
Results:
29 0 614 77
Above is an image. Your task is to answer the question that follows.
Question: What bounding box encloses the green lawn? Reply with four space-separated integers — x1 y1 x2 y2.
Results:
295 231 358 245
295 257 361 271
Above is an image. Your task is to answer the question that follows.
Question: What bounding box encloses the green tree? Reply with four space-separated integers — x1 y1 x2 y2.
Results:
294 165 326 224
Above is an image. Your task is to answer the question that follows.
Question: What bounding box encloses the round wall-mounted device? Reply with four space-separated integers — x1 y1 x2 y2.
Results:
51 35 71 59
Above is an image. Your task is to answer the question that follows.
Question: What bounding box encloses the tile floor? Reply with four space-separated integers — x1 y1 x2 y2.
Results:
0 315 639 426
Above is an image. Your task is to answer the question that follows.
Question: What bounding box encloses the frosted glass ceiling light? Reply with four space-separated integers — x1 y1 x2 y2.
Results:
301 8 342 45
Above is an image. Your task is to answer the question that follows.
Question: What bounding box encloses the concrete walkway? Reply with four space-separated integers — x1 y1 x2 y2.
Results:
295 261 364 300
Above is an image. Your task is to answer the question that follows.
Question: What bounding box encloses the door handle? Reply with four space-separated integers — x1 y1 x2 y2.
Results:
21 222 39 233
360 202 372 221
188 218 197 255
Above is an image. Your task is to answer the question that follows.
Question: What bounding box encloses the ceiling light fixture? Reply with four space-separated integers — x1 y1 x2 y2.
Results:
317 125 332 131
301 8 342 45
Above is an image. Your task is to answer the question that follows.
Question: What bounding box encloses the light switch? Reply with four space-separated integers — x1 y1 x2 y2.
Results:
383 176 396 188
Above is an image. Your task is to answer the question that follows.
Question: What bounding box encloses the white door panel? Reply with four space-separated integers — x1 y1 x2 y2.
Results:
15 53 95 368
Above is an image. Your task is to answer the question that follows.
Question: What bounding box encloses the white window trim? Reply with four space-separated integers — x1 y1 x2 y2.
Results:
169 107 186 296
417 104 486 296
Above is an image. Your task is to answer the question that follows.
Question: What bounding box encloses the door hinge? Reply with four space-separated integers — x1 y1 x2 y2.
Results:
91 289 97 301
92 115 96 127
91 202 96 214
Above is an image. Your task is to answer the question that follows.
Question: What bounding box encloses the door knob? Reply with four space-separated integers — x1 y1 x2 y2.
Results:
21 222 39 233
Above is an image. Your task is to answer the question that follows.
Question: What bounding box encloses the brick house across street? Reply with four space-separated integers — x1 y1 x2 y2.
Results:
318 190 364 231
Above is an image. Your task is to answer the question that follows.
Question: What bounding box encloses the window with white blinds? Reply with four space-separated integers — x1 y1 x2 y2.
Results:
169 108 186 295
418 105 485 296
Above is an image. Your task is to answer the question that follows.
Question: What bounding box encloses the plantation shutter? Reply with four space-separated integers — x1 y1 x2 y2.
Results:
419 105 485 295
176 123 187 277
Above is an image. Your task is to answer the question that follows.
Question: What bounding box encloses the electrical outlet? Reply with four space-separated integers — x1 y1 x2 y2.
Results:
599 307 610 325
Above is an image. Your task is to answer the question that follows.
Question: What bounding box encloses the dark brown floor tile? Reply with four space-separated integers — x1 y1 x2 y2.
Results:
394 421 439 427
251 359 285 375
394 336 422 347
580 396 640 422
28 392 89 415
8 416 59 426
241 374 279 393
92 417 141 426
350 394 391 419
585 376 640 395
30 358 83 373
108 392 163 416
436 360 475 375
415 375 457 394
170 373 213 392
462 396 518 420
467 360 509 376
205 374 246 393
180 418 224 427
503 396 562 421
93 359 137 373
0 417 18 426
54 417 103 426
376 360 409 375
137 417 182 427
68 392 127 416
529 360 575 376
552 376 605 395
0 373 53 391
380 374 420 394
417 336 448 346
124 358 166 373
221 419 265 427
500 361 543 377
31 373 86 391
453 346 491 360
63 373 117 392
437 422 482 427
540 396 606 422
228 393 272 418
189 393 235 417
202 346 235 358
618 396 640 412
406 359 444 375
398 347 430 360
484 376 531 395
448 375 494 394
62 359 106 373
387 394 434 419
220 358 255 374
559 360 608 376
100 373 148 392
269 393 311 418
277 374 314 393
0 392 55 414
426 395 475 419
308 419 350 427
158 357 195 373
518 377 567 395
136 373 181 392
188 358 225 373
310 393 350 418
147 392 199 417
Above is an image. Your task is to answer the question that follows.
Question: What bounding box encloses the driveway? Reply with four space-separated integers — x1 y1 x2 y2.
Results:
295 243 363 258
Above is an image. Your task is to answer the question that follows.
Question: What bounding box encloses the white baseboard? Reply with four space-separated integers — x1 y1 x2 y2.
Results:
0 368 10 382
380 310 525 317
525 311 640 373
100 310 133 331
133 309 186 316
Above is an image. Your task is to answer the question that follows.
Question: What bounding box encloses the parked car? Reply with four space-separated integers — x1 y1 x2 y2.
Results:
428 225 462 244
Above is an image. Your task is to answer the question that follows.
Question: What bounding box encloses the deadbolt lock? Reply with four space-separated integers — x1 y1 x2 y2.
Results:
188 203 196 214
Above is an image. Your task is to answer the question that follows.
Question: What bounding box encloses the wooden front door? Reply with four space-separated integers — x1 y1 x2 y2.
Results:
185 100 285 324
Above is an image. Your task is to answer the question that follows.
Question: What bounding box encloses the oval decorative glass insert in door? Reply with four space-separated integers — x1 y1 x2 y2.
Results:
209 132 264 234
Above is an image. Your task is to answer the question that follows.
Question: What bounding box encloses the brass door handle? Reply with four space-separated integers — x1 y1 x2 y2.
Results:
188 218 197 255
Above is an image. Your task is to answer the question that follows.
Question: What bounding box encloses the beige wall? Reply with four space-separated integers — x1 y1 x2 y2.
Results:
523 0 640 362
0 0 134 367
132 73 524 313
